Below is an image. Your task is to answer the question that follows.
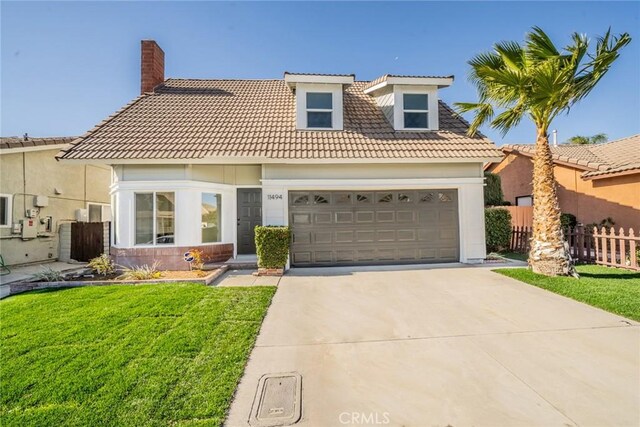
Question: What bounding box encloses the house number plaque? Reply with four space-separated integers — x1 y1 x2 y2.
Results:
267 194 283 200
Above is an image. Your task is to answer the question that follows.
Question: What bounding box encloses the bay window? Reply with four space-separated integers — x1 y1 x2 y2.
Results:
201 192 222 243
135 192 175 245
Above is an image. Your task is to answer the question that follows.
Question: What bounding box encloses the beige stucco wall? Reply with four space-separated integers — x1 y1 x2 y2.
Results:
115 164 261 185
264 163 483 180
488 154 640 230
0 148 111 266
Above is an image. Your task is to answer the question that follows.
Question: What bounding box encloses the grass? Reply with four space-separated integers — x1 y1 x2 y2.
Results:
495 265 640 321
498 251 528 262
0 283 276 427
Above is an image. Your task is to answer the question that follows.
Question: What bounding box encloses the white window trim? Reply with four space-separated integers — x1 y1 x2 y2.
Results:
134 191 176 247
393 85 439 131
305 92 334 130
0 194 12 228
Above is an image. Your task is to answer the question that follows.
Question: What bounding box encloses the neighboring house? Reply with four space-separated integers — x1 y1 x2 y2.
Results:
486 135 640 230
58 40 502 269
0 136 111 266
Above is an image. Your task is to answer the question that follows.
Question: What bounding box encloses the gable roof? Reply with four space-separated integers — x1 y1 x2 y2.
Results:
58 78 501 162
1 136 76 152
501 134 640 179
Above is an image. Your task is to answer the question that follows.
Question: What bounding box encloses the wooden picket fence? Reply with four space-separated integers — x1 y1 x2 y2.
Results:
508 225 640 271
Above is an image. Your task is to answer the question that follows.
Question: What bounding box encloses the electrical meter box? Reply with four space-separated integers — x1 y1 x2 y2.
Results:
21 218 37 239
35 195 49 207
25 208 38 218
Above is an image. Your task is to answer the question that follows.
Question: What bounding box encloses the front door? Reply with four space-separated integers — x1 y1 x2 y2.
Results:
237 188 262 254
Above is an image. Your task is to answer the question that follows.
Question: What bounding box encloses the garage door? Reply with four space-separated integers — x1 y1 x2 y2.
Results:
289 190 459 266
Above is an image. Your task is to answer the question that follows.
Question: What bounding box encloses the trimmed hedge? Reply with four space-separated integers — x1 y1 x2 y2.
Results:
484 172 505 206
485 208 512 252
255 226 291 268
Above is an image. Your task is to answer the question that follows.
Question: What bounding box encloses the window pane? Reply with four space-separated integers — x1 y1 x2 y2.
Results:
404 112 428 128
307 111 332 128
135 193 154 245
306 92 332 109
202 193 222 243
0 197 7 226
156 192 175 244
403 94 428 110
89 204 102 222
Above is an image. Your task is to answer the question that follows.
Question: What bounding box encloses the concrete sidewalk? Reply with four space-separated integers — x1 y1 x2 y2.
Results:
226 266 639 427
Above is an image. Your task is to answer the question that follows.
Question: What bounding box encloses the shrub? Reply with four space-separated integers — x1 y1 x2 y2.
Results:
88 254 115 276
485 208 512 252
484 172 505 206
255 226 291 268
560 213 577 230
32 267 65 282
118 262 163 281
186 249 205 270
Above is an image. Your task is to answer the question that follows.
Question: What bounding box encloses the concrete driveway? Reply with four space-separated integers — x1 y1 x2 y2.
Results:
226 266 639 427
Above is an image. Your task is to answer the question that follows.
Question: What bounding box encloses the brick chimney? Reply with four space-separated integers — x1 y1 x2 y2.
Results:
141 40 164 94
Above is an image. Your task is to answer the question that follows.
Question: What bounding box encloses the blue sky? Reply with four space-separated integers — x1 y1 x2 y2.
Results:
2 1 639 146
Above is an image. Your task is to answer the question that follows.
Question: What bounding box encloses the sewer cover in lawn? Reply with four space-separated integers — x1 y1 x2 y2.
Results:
249 372 302 426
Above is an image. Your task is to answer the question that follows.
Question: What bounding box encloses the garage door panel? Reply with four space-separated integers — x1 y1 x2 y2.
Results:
376 211 395 222
335 231 354 243
290 189 459 266
314 212 332 224
356 211 374 222
356 230 375 242
335 212 353 223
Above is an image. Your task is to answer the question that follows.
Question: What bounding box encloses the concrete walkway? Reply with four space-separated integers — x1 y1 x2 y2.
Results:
226 266 639 427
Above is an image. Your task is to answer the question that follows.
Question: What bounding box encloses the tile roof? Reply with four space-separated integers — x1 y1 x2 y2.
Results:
284 72 355 77
502 134 640 179
1 136 76 151
59 79 500 162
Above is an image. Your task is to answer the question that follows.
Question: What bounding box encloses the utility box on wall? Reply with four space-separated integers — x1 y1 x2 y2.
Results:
21 218 38 239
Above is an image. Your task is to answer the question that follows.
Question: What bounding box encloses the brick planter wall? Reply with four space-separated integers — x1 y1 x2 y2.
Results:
111 244 233 271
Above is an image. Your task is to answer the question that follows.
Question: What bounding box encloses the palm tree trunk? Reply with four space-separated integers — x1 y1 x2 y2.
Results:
529 129 576 276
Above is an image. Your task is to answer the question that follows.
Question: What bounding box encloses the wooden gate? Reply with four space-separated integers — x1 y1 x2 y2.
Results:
71 222 104 262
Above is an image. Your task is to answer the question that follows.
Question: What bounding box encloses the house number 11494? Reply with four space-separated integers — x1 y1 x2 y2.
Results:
267 194 283 200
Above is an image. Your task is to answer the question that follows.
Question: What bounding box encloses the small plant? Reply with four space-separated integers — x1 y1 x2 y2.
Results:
32 267 65 282
88 254 115 277
560 213 577 230
118 261 163 281
255 226 291 268
187 249 205 270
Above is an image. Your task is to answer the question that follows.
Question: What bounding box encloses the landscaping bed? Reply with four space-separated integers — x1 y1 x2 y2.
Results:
1 282 276 426
494 265 640 321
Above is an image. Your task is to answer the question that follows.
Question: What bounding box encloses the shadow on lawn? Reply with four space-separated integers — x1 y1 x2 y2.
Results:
578 271 640 280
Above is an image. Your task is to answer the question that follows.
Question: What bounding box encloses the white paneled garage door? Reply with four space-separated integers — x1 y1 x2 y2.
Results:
289 190 459 266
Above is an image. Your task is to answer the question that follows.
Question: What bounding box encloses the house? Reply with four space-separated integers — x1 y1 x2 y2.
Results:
57 40 502 270
485 135 640 230
0 136 111 266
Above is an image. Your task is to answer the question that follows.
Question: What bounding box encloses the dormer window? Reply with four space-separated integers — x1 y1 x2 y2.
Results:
306 92 333 128
403 94 429 129
364 75 454 131
284 72 354 131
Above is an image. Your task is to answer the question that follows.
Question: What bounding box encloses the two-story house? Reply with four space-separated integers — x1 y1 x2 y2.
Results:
58 40 501 270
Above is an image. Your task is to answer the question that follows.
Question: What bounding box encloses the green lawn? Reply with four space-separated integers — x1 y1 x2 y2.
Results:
495 265 640 321
498 252 528 262
1 283 276 427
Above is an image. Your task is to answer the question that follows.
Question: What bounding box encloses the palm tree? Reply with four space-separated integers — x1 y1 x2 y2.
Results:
456 27 630 276
567 133 608 144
